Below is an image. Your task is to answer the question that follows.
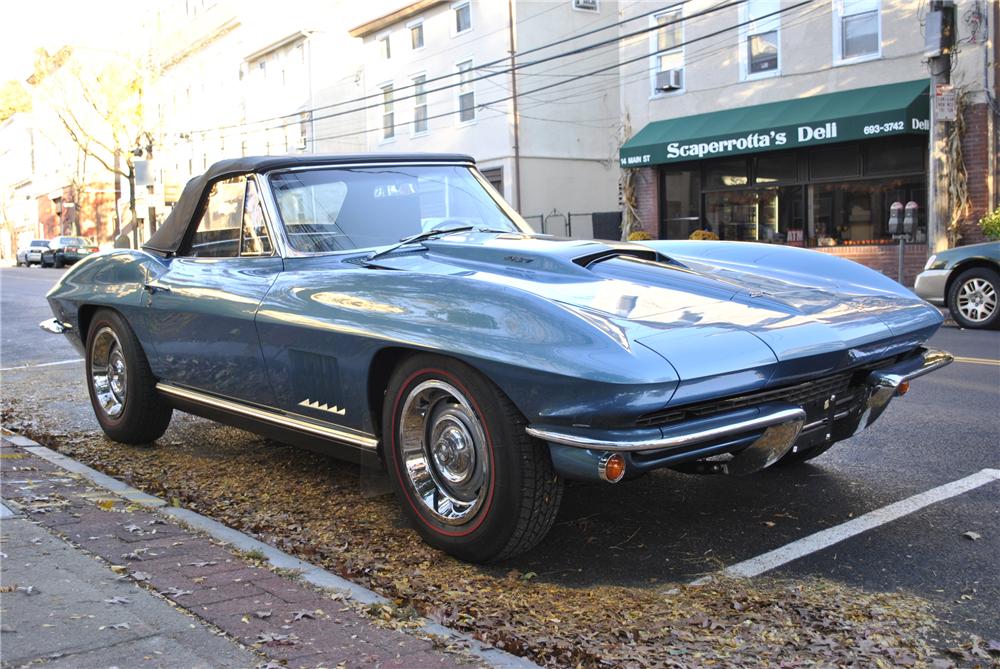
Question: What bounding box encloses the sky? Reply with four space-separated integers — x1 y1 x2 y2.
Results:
0 0 132 82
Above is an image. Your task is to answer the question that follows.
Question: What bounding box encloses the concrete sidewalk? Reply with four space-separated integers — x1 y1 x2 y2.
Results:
1 513 257 668
0 438 481 669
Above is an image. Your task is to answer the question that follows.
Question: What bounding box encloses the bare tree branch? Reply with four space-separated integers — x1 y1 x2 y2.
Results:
56 111 125 179
63 105 120 160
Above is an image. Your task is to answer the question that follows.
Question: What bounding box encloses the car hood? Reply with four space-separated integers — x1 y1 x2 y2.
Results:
368 233 943 400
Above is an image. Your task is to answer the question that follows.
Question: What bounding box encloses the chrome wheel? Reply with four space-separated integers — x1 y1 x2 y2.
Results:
398 380 489 525
956 277 997 323
90 326 128 418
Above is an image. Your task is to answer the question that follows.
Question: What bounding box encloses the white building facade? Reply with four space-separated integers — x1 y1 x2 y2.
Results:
348 0 623 238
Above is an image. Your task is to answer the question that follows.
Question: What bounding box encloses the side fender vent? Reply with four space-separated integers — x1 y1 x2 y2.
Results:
289 350 342 411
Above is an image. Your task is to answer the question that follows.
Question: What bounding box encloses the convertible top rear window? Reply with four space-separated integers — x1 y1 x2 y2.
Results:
269 165 521 253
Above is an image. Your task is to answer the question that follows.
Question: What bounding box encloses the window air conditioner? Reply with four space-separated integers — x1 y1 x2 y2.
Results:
655 68 683 92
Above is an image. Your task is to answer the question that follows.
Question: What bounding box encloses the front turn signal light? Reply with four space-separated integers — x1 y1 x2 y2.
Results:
897 381 910 396
599 453 626 483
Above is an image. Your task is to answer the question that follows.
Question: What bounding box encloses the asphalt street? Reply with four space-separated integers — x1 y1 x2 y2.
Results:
2 265 998 641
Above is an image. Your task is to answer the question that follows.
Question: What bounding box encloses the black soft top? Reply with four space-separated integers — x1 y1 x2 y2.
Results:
142 153 476 256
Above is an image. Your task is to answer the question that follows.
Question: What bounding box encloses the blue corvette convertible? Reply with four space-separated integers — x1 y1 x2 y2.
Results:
42 154 952 562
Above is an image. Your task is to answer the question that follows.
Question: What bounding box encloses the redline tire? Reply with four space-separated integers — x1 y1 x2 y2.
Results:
85 309 172 444
382 354 563 563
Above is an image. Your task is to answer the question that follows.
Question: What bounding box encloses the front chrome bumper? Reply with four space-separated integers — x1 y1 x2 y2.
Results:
531 347 953 479
39 318 73 334
849 347 953 435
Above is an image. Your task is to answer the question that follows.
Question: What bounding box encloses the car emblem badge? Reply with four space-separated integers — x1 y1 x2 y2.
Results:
298 399 346 416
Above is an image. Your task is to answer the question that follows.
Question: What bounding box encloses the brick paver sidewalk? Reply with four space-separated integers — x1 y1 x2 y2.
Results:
1 440 479 668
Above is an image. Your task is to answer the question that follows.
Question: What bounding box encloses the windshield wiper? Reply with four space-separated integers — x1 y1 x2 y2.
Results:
364 226 474 263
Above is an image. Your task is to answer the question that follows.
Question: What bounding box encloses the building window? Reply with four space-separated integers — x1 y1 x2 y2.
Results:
413 74 428 134
457 60 475 123
651 6 683 93
481 167 503 195
378 33 391 59
409 21 424 49
572 0 599 12
380 83 395 140
744 0 779 77
835 0 880 61
453 2 472 34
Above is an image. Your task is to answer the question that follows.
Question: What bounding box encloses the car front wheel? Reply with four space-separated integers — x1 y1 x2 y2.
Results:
86 309 173 443
948 267 999 329
383 354 563 563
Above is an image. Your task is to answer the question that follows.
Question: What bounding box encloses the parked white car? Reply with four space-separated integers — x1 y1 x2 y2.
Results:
15 240 51 267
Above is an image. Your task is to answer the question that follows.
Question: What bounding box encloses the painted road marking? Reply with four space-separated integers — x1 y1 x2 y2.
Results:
953 356 1000 366
694 468 1000 583
0 358 83 372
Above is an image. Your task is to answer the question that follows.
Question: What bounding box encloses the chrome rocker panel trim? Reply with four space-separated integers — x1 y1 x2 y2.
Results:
526 405 807 453
156 382 378 450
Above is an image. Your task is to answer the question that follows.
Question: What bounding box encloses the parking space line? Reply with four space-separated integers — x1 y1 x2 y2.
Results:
953 356 1000 366
697 468 1000 583
0 358 83 372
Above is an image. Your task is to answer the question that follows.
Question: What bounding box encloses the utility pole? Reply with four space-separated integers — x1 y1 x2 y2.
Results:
507 0 522 212
128 159 139 249
145 136 157 235
926 0 956 253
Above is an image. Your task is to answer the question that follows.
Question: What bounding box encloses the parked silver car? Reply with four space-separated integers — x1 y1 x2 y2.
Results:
915 241 999 329
15 239 51 267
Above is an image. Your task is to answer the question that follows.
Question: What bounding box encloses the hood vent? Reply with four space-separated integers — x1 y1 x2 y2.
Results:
572 247 660 269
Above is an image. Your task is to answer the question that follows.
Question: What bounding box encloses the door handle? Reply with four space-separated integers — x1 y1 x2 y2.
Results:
142 281 171 294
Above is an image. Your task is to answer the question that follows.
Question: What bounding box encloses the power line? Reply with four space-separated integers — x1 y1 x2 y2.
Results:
180 1 727 136
515 1 832 108
188 0 754 139
302 0 815 146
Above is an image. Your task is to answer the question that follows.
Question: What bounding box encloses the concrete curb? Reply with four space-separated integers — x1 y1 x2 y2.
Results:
17 440 539 669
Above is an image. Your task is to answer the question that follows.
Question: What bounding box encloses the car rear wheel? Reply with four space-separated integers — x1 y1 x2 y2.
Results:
383 354 563 563
947 267 999 330
86 309 172 443
53 254 65 268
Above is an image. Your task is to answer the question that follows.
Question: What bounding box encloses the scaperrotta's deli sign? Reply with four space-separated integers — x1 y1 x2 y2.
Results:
620 116 930 167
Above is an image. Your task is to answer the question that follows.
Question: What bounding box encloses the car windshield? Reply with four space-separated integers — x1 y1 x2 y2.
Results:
31 240 49 247
268 165 524 253
61 237 92 246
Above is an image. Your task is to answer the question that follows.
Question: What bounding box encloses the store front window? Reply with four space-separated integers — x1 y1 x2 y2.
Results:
659 137 926 247
812 178 926 245
703 186 804 244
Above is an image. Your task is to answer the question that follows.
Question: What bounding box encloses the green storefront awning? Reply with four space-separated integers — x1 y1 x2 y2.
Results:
620 79 929 167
